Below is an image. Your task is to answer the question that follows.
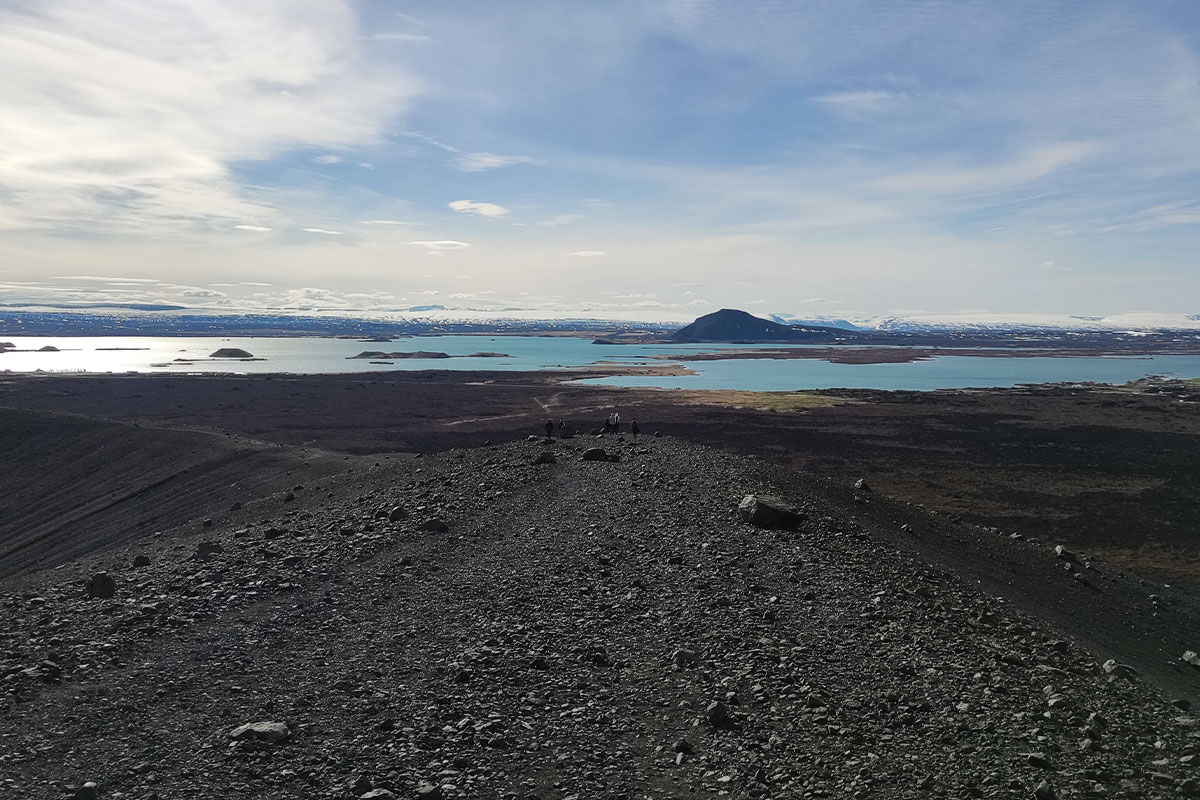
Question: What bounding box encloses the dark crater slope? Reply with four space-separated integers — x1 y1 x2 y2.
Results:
0 424 1198 799
0 409 352 578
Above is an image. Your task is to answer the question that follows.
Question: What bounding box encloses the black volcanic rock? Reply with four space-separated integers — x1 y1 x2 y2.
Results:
349 351 452 359
209 348 254 358
672 308 862 342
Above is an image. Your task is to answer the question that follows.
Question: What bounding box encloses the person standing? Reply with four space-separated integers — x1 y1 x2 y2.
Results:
630 418 640 439
612 411 620 434
545 419 554 438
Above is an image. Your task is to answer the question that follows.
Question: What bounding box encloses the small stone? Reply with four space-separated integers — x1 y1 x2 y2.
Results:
132 554 151 568
1183 650 1200 668
581 447 612 462
1034 779 1056 799
1102 659 1138 679
672 649 698 668
228 721 290 743
85 572 116 599
196 540 223 557
1054 545 1077 562
360 791 396 800
533 451 557 465
1172 699 1192 711
415 781 442 799
1027 753 1052 769
387 506 407 522
854 478 872 493
1180 778 1200 797
673 738 694 754
417 519 449 533
705 700 729 726
73 781 100 800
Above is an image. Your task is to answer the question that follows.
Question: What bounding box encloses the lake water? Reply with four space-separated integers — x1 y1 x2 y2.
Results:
1 335 1198 391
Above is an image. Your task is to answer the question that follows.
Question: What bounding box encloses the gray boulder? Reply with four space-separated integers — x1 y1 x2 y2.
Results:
738 495 804 530
229 721 291 743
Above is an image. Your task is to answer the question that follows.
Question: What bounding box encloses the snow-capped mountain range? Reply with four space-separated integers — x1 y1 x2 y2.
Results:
769 311 1200 334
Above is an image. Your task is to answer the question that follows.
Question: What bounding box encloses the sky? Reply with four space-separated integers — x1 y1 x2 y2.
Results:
1 0 1199 323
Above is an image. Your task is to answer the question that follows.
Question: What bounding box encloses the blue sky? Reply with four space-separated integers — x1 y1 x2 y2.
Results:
1 0 1199 322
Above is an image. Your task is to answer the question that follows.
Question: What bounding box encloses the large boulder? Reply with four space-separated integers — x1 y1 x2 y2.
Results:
581 448 617 462
738 495 804 530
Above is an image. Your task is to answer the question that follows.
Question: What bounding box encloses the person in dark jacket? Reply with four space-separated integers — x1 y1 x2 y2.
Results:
545 419 554 438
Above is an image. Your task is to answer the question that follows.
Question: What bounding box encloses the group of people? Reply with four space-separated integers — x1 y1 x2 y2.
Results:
602 411 640 437
543 412 640 439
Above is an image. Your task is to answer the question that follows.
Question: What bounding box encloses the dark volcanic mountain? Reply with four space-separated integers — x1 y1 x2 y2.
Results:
672 308 863 342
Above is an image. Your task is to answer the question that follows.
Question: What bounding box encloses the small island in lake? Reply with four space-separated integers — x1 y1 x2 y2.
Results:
347 351 511 360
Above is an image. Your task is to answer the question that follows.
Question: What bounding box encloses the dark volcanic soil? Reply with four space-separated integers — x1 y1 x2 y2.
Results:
2 372 1198 589
2 434 1198 799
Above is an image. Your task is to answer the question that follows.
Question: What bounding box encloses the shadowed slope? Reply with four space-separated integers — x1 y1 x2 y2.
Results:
0 409 349 579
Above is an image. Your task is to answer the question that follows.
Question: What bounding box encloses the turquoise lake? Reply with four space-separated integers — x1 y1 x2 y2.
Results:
1 335 1198 391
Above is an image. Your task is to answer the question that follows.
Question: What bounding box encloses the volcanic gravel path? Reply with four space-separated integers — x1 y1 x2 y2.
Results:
2 436 1198 799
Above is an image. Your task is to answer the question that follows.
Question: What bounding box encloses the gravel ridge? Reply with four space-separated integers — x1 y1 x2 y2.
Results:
2 435 1198 799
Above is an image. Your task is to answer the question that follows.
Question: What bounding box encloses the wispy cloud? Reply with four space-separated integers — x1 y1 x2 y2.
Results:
449 200 509 217
454 152 536 172
567 250 606 257
233 224 272 232
408 240 471 250
814 89 911 115
372 32 433 43
538 214 584 226
361 219 424 225
302 228 345 236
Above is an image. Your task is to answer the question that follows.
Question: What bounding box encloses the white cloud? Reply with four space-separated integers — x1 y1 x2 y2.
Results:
302 228 344 235
180 288 225 298
372 32 432 43
361 219 424 225
233 224 271 232
566 250 606 257
0 1 419 236
313 154 343 165
449 199 509 217
454 152 536 172
52 275 159 283
538 214 584 227
407 240 471 250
